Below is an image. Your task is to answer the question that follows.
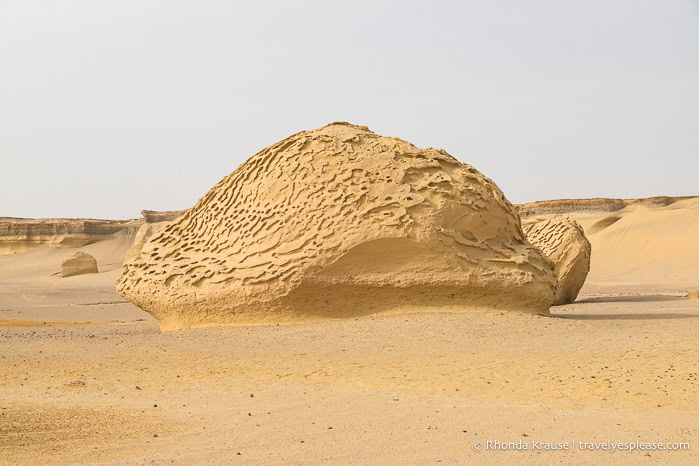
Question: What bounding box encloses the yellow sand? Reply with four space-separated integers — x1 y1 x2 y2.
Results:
521 197 699 288
1 198 698 464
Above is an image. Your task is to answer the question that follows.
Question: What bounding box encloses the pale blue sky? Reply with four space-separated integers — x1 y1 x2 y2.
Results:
1 1 698 219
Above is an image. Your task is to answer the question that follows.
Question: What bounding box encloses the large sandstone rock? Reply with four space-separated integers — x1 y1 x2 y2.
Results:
124 210 188 262
117 122 555 330
60 251 98 277
522 216 591 305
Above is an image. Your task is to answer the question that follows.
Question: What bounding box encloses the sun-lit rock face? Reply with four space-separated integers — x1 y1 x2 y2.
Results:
117 122 555 330
0 218 141 255
60 251 98 277
523 215 591 305
123 210 188 263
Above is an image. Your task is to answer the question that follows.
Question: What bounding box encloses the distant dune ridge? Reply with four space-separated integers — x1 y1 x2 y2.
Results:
116 122 556 330
519 196 699 287
0 217 141 255
523 216 591 305
517 196 694 217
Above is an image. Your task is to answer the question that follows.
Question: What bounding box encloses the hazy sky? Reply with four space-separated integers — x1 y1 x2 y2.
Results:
1 1 698 219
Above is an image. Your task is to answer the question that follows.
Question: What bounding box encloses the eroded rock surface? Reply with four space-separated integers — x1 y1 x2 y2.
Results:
124 210 188 262
518 196 696 218
117 122 555 330
141 210 188 223
60 252 98 277
523 215 591 305
0 218 141 255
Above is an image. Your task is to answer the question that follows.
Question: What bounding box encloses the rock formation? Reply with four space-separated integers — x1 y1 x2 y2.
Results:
518 196 696 218
518 196 699 287
689 290 698 300
140 209 188 223
0 217 141 255
124 210 188 262
59 251 98 277
117 122 556 330
522 216 591 305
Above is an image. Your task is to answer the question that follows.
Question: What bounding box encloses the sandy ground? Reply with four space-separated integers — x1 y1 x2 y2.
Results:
1 260 697 464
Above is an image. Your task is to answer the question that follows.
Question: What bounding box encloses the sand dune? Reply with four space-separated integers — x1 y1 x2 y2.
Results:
520 196 699 288
0 236 133 281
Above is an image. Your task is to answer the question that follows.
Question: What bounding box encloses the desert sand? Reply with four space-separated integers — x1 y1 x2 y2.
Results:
519 196 699 288
2 199 697 464
2 184 699 464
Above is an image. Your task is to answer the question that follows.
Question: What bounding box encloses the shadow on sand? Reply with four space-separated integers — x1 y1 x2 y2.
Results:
553 312 696 321
574 295 684 304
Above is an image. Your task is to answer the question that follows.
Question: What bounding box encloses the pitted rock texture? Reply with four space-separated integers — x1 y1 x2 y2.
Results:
124 210 188 263
117 122 555 330
141 209 189 223
60 252 98 278
523 215 591 305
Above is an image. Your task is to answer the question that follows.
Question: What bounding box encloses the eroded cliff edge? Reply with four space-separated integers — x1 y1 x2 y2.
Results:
0 217 143 255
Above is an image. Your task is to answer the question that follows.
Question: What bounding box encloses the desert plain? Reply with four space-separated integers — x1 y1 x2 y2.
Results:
1 194 697 465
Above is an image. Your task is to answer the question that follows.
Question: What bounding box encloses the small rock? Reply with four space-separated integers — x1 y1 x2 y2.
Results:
59 252 98 277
